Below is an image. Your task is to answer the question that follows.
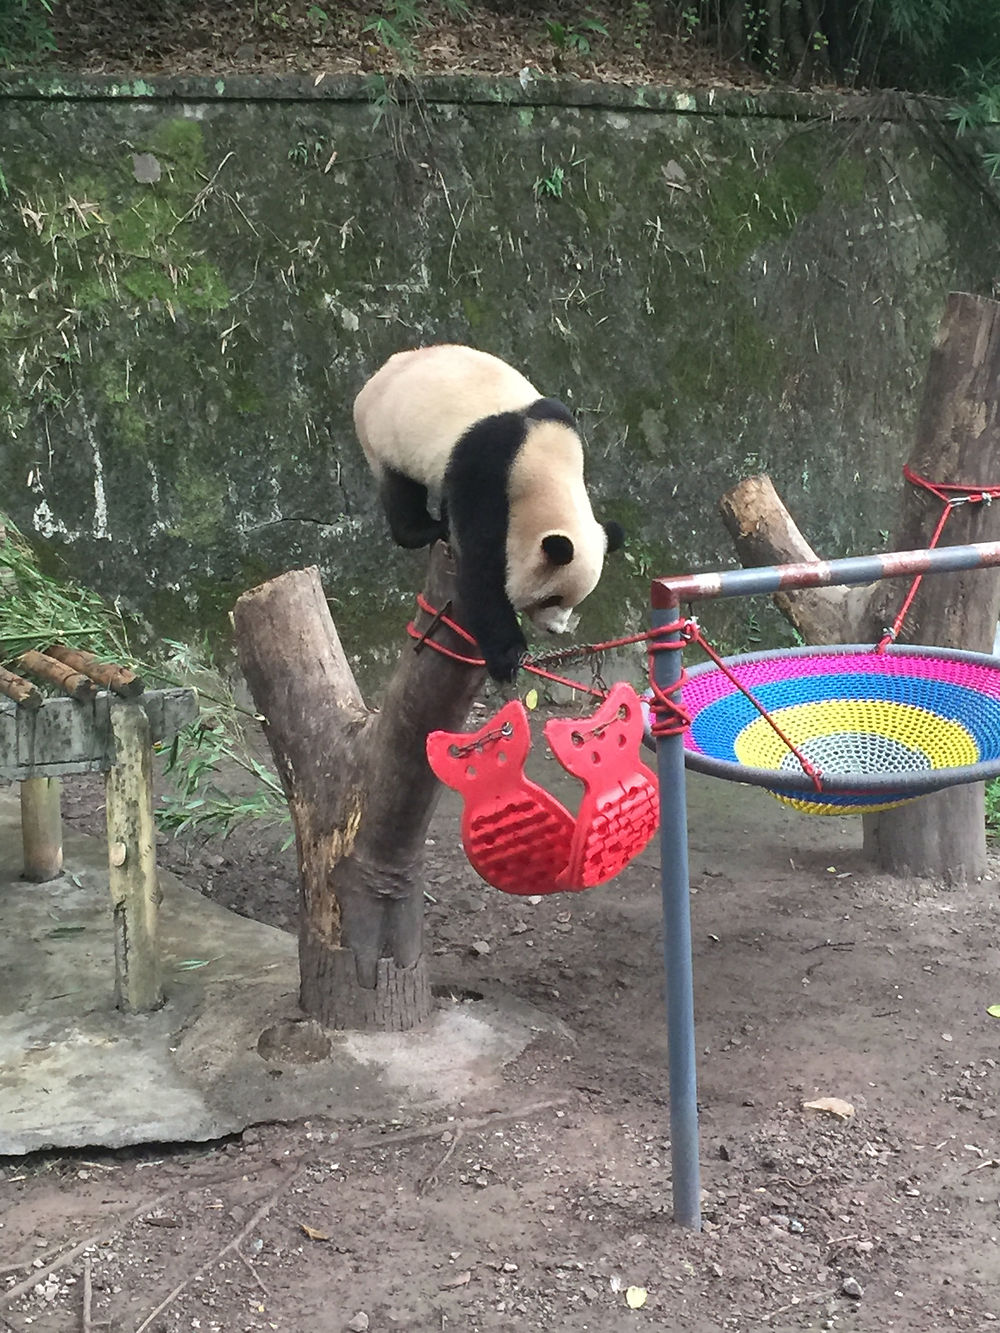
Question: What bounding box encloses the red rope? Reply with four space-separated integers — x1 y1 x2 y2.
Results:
876 466 1000 652
406 594 486 667
410 600 822 787
645 619 692 737
684 622 823 790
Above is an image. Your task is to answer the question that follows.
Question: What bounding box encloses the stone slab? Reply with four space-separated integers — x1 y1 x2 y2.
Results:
0 791 563 1155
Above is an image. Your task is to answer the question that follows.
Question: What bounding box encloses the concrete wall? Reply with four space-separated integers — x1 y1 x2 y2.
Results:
2 74 998 681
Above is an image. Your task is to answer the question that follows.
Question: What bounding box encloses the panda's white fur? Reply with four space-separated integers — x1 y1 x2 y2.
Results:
353 344 622 682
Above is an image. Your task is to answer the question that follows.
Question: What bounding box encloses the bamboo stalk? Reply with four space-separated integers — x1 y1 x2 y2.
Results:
16 649 96 701
0 664 42 709
44 643 145 698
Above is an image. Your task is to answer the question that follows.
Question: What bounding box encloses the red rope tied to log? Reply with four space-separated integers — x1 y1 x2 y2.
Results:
876 466 1000 652
406 593 486 667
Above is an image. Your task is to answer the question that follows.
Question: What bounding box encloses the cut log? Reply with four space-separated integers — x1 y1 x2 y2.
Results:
859 292 1000 881
106 702 163 1013
20 777 63 881
233 544 486 1031
719 474 871 645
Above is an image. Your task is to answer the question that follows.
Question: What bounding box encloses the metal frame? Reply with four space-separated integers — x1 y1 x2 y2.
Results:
649 539 1000 1229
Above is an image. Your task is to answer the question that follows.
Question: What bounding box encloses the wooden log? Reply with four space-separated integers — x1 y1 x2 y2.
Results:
19 777 63 881
44 644 145 698
105 702 163 1013
719 474 872 644
17 649 96 701
0 665 42 710
233 546 486 1031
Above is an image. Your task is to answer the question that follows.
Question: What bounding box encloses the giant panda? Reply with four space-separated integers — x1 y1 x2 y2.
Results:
353 344 624 683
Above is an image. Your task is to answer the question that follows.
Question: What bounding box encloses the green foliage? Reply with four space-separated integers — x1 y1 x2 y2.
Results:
0 517 288 841
731 0 1000 93
157 638 289 841
543 14 609 57
361 0 470 61
987 778 1000 838
0 517 132 662
534 164 566 198
0 0 55 67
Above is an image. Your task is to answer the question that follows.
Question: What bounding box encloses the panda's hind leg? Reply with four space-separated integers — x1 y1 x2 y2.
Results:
378 467 447 549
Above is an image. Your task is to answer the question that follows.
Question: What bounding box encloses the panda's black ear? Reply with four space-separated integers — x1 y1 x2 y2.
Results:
542 534 575 566
604 521 625 553
525 397 575 427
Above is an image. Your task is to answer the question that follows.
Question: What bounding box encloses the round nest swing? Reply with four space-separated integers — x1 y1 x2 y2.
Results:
679 644 1000 815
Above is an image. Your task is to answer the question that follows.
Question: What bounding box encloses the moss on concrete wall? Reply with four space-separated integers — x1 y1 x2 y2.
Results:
1 75 998 679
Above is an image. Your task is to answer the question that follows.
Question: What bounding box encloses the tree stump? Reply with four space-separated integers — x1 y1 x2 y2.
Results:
719 292 1000 883
233 544 485 1030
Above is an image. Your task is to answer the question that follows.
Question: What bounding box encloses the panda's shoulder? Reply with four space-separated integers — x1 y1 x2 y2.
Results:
447 411 527 486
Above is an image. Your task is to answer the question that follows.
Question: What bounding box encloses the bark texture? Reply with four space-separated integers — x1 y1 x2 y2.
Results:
233 544 485 1030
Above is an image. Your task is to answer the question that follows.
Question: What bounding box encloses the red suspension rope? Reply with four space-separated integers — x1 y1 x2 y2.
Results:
876 466 1000 651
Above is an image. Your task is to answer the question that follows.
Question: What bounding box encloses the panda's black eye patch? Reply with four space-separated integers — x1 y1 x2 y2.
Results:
538 595 563 610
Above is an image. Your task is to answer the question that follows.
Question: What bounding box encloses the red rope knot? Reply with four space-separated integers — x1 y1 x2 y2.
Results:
644 617 695 738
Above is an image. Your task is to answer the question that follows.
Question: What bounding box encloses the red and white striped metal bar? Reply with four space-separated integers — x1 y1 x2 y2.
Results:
649 539 1000 1230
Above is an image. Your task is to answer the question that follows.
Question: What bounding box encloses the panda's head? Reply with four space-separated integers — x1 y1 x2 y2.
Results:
509 520 626 637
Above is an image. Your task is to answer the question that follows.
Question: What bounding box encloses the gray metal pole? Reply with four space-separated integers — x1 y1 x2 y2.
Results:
651 603 701 1229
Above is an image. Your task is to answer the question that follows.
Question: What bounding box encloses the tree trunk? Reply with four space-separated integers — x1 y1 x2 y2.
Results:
860 293 1000 881
719 292 1000 883
233 544 485 1029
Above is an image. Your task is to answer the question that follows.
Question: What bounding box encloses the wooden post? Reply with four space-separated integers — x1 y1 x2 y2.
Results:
105 702 163 1012
19 777 63 882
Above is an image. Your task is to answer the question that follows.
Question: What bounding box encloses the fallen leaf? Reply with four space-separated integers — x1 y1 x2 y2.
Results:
300 1223 331 1241
442 1270 471 1288
803 1096 855 1120
626 1286 648 1309
524 688 539 710
987 1004 1000 1019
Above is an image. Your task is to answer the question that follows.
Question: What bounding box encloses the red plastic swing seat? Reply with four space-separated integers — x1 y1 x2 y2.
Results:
426 682 659 896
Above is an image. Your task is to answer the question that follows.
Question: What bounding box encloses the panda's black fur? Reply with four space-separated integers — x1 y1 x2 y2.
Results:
444 400 596 683
353 345 624 684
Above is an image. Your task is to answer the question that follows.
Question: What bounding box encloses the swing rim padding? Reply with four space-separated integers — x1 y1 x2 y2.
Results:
679 642 1000 798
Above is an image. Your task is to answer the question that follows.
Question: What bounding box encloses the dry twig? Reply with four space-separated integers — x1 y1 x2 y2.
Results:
132 1160 305 1333
417 1127 463 1196
81 1255 93 1333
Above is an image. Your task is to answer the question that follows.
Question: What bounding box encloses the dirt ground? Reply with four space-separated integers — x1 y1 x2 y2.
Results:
4 738 1000 1333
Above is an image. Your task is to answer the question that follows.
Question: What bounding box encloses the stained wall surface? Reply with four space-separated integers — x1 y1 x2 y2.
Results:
2 75 998 674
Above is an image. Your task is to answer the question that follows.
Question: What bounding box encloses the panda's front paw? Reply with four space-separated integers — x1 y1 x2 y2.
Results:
484 642 525 685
